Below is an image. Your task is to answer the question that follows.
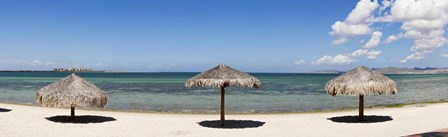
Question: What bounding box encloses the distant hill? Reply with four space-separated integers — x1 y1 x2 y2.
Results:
413 67 437 70
312 67 448 74
374 67 448 74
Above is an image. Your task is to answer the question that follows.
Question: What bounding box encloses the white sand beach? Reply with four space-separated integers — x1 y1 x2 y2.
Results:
0 102 447 137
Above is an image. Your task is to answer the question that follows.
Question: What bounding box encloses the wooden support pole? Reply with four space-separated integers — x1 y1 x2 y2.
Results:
71 105 75 118
359 95 364 122
220 86 225 126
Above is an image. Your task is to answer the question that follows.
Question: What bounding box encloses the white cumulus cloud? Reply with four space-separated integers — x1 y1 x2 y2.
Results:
400 52 425 63
351 49 369 57
379 0 393 14
330 22 372 37
384 33 403 44
350 49 382 60
327 0 448 63
391 0 445 21
345 0 379 24
312 54 355 65
388 0 448 63
364 31 383 48
329 0 379 45
294 60 306 65
366 50 382 59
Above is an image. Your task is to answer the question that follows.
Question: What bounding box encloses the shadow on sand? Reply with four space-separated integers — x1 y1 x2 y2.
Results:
198 120 265 129
0 108 11 112
406 132 448 137
328 115 393 123
46 115 116 124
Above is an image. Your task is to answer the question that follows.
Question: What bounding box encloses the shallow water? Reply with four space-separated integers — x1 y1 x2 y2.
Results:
0 72 447 113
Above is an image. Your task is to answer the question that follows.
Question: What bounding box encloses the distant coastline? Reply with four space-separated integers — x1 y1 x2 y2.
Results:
373 67 448 74
1 67 448 74
315 67 448 74
0 68 109 73
0 70 108 72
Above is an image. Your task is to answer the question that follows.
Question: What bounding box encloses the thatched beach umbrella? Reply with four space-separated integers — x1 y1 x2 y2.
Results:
36 73 108 118
185 64 260 126
325 66 397 121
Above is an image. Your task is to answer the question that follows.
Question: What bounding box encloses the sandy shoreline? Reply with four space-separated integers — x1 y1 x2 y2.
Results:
1 103 447 137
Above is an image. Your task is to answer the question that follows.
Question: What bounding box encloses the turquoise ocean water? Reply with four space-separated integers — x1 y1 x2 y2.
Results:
0 72 447 113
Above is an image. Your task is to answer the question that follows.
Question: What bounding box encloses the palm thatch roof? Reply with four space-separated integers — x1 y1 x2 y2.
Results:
325 66 397 96
185 64 261 88
36 73 108 108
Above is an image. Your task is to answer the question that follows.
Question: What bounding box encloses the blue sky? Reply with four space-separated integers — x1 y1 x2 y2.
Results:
0 0 447 72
